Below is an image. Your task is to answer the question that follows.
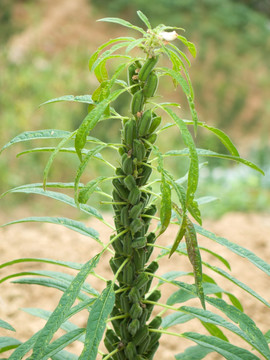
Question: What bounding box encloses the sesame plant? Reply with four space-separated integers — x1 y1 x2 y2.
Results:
0 11 270 360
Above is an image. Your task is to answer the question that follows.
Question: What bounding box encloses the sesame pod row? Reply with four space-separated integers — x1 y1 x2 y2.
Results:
143 71 159 98
138 56 159 82
133 248 146 271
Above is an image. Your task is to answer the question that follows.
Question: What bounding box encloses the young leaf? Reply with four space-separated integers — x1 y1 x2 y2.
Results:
200 322 229 342
97 17 145 35
78 176 106 204
78 283 115 360
137 10 151 29
160 67 190 95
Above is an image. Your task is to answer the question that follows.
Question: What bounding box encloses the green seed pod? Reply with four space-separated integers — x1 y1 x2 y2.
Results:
115 166 125 176
105 329 119 346
146 133 157 146
145 261 159 274
133 325 149 346
147 232 156 244
109 258 117 274
133 139 146 162
122 232 133 256
112 178 129 200
133 248 146 272
144 204 157 217
137 334 151 355
138 109 152 137
148 116 162 134
131 89 145 115
130 303 143 319
148 316 162 329
124 174 137 191
111 236 123 255
137 165 152 186
128 318 140 336
143 71 158 98
129 201 144 218
122 156 134 175
128 186 141 205
123 262 135 285
147 340 160 359
118 146 127 156
131 236 147 249
145 290 161 319
124 119 136 148
135 273 149 290
120 205 130 226
124 342 137 359
128 63 141 95
120 291 131 313
138 56 159 82
139 308 149 326
112 189 123 203
130 218 144 234
128 286 141 303
120 318 131 341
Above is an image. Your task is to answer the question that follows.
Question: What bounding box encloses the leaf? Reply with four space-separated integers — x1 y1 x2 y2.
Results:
175 345 213 360
0 337 21 353
1 186 103 220
188 96 199 133
137 10 151 29
158 175 172 236
199 247 231 270
1 217 100 243
43 131 76 189
74 145 107 204
0 320 15 332
75 89 125 160
78 283 115 360
29 255 100 360
195 224 270 276
0 130 72 154
162 313 194 329
97 17 145 34
169 214 187 257
0 257 82 271
160 67 190 95
125 38 144 53
187 41 197 58
51 349 78 360
201 322 228 342
78 177 106 204
182 332 261 360
39 95 95 107
185 219 205 309
9 332 41 360
94 60 108 83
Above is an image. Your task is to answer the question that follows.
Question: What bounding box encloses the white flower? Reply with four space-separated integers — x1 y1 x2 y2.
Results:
159 30 178 42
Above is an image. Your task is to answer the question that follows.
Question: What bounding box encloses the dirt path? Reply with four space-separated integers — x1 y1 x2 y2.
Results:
0 212 269 359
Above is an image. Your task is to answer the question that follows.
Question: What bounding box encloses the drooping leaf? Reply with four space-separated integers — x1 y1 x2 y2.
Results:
97 17 145 34
200 322 228 342
51 349 78 360
160 67 190 95
0 320 15 332
39 95 95 107
78 176 106 204
0 257 82 271
137 10 151 29
78 283 115 360
158 175 172 236
0 337 21 353
169 214 187 257
175 345 213 360
162 313 194 329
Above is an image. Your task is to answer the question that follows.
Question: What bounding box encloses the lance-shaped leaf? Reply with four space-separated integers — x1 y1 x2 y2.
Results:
1 217 100 243
29 255 100 360
188 96 199 133
51 349 78 360
137 10 151 29
97 17 146 34
78 176 106 204
75 89 125 160
0 257 83 271
39 95 95 107
160 67 190 96
0 337 21 353
182 332 261 360
162 313 194 329
200 322 228 342
158 175 172 236
175 345 213 360
0 320 15 332
185 219 205 309
169 213 187 257
0 130 72 154
78 283 115 360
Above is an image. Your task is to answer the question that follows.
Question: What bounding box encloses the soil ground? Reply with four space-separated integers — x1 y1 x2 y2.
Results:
0 212 269 359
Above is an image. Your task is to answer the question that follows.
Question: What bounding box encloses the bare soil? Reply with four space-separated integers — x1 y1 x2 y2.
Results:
0 212 269 359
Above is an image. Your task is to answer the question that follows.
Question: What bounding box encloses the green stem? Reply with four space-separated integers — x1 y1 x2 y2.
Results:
149 328 184 338
102 348 120 360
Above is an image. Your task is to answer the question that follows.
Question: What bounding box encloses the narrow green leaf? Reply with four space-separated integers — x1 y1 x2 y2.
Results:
29 256 100 360
160 67 190 95
1 186 103 220
78 176 106 204
200 247 231 270
187 41 197 58
126 38 144 53
9 332 40 359
0 257 82 271
158 271 190 285
0 320 15 332
0 337 21 353
182 332 261 360
1 217 100 243
94 60 108 83
169 214 187 257
175 345 213 360
79 283 115 360
74 145 107 204
75 89 125 160
162 313 194 329
39 95 95 107
137 10 151 29
201 322 229 342
0 130 72 154
188 96 198 133
158 175 172 236
51 349 78 360
97 17 145 34
195 224 270 276
185 219 205 309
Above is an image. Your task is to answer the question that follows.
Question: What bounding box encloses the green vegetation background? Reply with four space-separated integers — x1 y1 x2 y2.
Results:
0 0 269 217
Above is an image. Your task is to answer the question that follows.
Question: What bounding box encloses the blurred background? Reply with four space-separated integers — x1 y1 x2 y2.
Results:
0 0 269 218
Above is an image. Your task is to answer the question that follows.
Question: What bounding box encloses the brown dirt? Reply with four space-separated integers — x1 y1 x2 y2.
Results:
0 212 269 359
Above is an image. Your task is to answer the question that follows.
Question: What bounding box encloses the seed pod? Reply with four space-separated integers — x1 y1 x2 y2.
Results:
137 165 152 186
120 318 130 341
128 318 140 336
130 218 144 234
112 189 123 203
118 146 127 156
128 286 141 303
148 116 162 134
131 236 147 249
135 273 149 290
147 232 156 244
122 232 133 256
138 109 152 137
113 255 126 268
128 63 141 95
139 308 149 326
137 334 151 355
147 340 160 360
123 262 135 285
130 303 143 319
105 329 120 346
138 56 159 82
120 205 130 226
115 167 125 176
145 290 161 319
133 139 146 162
144 204 157 217
143 71 158 98
122 156 134 175
112 178 129 200
120 291 131 313
109 258 117 274
145 261 159 274
131 89 144 115
148 333 161 351
146 133 157 146
124 119 136 148
148 316 162 329
133 325 149 346
124 174 136 191
129 201 144 218
128 186 141 205
124 342 137 359
111 236 124 255
133 248 146 272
